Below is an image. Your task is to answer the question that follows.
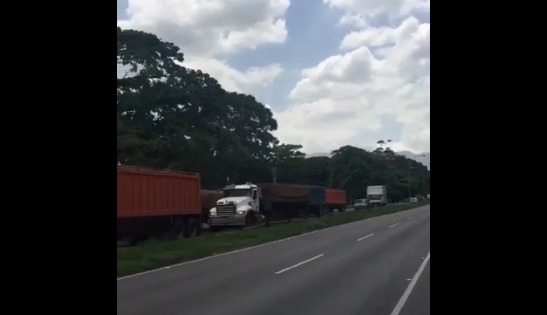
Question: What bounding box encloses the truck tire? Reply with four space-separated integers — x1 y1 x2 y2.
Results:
245 212 257 227
164 219 184 240
318 205 327 217
184 218 199 238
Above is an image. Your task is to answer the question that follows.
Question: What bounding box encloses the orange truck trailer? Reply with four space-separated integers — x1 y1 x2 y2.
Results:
325 188 347 212
117 165 202 244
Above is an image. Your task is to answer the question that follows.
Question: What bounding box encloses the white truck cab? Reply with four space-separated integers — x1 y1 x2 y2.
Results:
208 183 261 230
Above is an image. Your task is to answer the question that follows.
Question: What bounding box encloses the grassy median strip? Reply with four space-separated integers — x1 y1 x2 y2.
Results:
117 202 428 277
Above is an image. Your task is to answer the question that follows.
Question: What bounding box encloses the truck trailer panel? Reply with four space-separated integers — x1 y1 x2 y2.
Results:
258 183 310 202
258 183 326 204
325 189 346 206
117 166 201 218
201 190 223 212
309 186 327 205
258 183 328 220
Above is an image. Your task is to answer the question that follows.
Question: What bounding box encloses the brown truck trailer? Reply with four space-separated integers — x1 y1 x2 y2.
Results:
258 183 328 222
200 190 223 223
325 188 347 212
117 165 202 244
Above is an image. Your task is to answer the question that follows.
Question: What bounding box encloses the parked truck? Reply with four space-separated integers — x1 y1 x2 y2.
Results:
208 182 329 231
325 188 347 212
366 185 387 206
117 166 202 244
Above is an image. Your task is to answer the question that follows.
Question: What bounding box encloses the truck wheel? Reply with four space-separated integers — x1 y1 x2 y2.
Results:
245 212 257 227
184 218 199 238
165 219 184 239
318 205 327 217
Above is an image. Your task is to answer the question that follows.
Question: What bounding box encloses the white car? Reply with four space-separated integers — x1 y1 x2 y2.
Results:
353 199 369 210
410 197 418 203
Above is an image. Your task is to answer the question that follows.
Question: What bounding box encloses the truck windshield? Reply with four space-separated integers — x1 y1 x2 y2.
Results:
224 189 251 197
368 194 383 200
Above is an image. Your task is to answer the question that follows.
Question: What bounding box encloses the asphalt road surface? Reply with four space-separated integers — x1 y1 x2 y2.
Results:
117 205 431 315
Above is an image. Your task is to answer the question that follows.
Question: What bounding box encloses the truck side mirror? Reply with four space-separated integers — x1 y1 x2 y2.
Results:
252 190 257 199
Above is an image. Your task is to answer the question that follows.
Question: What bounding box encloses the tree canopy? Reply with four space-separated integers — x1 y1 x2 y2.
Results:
117 27 430 202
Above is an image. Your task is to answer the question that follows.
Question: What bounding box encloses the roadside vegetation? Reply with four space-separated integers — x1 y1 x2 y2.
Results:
117 202 428 277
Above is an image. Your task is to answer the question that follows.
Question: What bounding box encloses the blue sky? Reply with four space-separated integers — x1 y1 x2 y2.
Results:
117 0 431 155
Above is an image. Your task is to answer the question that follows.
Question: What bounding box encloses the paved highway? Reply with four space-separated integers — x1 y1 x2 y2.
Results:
117 205 431 315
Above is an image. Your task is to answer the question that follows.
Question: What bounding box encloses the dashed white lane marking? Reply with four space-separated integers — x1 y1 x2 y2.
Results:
357 233 374 242
275 254 324 275
389 223 400 228
406 217 414 221
389 252 431 315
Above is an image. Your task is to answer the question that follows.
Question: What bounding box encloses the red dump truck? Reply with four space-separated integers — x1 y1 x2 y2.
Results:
117 165 202 244
325 188 347 212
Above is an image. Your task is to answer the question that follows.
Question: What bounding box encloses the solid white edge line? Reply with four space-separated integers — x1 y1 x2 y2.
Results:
274 254 324 275
117 205 429 281
389 252 431 315
357 233 374 242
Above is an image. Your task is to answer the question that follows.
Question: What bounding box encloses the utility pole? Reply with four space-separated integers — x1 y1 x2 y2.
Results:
329 162 333 187
271 167 277 184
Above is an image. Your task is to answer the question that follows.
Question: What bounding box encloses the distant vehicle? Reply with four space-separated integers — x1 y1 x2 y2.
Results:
367 185 387 206
410 197 418 203
427 194 430 200
353 198 369 210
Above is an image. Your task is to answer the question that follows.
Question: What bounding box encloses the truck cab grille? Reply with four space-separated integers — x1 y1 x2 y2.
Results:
217 204 236 215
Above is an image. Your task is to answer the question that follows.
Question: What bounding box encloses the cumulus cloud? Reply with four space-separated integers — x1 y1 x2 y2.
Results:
327 0 430 24
117 0 289 92
184 57 284 93
274 2 430 154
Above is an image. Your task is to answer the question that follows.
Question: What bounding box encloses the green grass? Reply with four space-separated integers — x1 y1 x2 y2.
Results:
117 202 428 277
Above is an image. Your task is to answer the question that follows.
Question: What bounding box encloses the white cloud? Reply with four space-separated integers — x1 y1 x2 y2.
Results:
117 0 289 93
184 57 284 93
275 6 430 154
327 0 430 24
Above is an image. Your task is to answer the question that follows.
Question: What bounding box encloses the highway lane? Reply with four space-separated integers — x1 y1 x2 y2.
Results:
117 205 430 315
400 260 430 315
